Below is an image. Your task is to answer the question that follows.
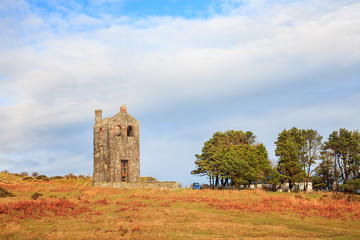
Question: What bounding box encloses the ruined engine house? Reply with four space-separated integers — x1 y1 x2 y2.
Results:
93 105 140 184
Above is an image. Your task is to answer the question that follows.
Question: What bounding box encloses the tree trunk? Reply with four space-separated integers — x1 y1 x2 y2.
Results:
215 175 219 187
339 162 345 182
221 178 225 186
334 153 338 182
289 181 293 192
303 165 306 192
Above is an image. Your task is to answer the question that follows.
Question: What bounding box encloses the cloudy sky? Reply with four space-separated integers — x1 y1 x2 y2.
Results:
1 0 359 186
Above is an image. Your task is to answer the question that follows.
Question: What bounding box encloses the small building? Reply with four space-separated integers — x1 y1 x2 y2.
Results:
93 105 140 184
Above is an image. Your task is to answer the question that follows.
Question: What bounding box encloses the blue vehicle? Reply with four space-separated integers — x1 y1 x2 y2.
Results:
193 182 201 190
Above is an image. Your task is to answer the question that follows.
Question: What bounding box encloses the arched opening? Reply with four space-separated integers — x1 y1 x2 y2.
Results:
127 126 134 137
114 125 122 136
99 128 103 139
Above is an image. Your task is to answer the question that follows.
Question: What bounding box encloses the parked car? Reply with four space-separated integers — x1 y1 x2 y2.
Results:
192 182 201 190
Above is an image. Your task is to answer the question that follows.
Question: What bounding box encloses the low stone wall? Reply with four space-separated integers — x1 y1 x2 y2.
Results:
93 181 179 190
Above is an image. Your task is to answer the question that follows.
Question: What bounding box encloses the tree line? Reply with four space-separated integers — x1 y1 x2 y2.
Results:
191 128 360 192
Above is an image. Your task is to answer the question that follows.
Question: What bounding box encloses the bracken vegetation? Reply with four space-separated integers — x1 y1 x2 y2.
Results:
0 172 360 239
0 198 91 218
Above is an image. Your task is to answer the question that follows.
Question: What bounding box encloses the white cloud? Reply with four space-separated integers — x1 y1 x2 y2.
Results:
0 0 359 183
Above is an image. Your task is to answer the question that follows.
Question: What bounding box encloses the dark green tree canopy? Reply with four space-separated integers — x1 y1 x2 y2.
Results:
192 127 360 192
323 128 360 183
275 127 322 190
191 130 271 187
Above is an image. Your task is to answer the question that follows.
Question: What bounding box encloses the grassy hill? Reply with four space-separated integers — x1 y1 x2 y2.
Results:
1 171 360 239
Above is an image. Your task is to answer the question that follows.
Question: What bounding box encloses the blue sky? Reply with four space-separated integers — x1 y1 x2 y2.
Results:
25 0 230 18
0 0 360 186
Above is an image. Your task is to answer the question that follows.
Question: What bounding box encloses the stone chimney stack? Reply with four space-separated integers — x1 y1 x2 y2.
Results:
95 109 102 123
120 104 127 113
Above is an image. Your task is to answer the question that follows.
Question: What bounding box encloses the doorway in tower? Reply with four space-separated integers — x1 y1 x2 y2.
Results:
121 160 128 182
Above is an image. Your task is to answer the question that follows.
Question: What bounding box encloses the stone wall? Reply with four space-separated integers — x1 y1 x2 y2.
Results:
93 181 179 190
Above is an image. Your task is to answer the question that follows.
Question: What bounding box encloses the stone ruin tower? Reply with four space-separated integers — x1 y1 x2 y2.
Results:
93 105 140 184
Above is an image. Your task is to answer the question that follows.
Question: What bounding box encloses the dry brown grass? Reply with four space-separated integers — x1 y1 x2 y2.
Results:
0 177 360 239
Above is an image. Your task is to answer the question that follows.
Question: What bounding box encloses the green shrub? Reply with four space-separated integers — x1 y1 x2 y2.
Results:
31 192 43 200
313 183 325 191
22 176 33 181
65 173 77 179
50 176 64 180
348 179 360 191
0 186 15 198
140 177 159 183
340 179 360 194
36 175 50 181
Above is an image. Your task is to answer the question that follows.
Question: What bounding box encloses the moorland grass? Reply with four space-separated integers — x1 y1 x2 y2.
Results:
0 175 359 239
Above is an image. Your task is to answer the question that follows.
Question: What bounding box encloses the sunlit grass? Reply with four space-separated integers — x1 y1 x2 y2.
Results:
0 175 360 239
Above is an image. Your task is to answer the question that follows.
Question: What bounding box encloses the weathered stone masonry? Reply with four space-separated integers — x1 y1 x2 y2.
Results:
93 105 140 184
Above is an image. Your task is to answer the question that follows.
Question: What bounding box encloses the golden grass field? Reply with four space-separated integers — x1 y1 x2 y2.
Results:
1 172 360 240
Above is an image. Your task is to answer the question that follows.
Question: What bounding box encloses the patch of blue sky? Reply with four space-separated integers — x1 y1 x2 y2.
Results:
119 0 219 18
25 0 229 19
18 0 347 21
0 97 15 107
